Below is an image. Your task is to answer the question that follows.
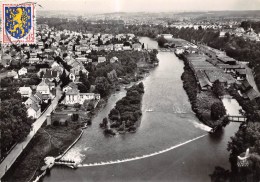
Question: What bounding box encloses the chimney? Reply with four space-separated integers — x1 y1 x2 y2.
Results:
46 114 51 125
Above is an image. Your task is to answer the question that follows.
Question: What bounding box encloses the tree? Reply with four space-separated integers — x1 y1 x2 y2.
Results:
71 113 79 121
60 70 70 88
0 99 33 154
212 80 225 97
95 77 110 97
100 117 108 128
211 102 226 120
79 72 90 91
157 36 167 47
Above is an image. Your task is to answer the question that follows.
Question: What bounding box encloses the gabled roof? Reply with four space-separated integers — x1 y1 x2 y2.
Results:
28 95 39 103
34 92 43 101
196 70 212 88
241 79 252 91
29 102 40 112
246 88 260 100
19 67 27 71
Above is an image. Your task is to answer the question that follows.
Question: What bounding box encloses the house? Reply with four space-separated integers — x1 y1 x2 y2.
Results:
64 88 100 105
132 43 142 51
70 63 89 77
114 44 123 51
27 102 41 119
30 53 37 59
240 79 252 93
110 57 118 63
34 92 44 103
24 95 40 107
219 31 226 38
7 70 19 79
123 46 132 51
43 70 60 82
1 54 12 67
245 88 260 100
29 58 40 64
98 57 106 63
36 81 50 96
18 87 32 97
18 67 27 76
63 82 78 93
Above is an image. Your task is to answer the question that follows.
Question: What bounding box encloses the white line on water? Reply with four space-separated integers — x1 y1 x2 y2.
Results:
78 134 207 167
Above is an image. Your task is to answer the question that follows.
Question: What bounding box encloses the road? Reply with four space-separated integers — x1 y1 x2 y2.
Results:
0 85 63 180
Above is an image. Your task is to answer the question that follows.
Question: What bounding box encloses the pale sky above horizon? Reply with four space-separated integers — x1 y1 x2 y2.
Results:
34 0 260 13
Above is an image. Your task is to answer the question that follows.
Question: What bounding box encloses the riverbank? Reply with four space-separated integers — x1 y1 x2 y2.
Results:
180 55 223 127
1 50 157 182
2 122 82 182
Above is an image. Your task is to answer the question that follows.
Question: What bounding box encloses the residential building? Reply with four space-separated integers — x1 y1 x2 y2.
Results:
27 103 41 119
24 95 40 107
18 67 27 76
132 43 142 51
65 88 100 105
110 56 118 63
98 57 106 63
43 70 60 82
18 87 32 97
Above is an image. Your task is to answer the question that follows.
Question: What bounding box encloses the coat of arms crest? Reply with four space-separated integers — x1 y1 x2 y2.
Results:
2 3 36 44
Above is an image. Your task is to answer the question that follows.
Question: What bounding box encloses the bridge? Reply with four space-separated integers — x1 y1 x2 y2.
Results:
228 115 247 122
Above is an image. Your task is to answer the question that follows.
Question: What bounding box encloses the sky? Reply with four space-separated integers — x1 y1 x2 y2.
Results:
35 0 260 13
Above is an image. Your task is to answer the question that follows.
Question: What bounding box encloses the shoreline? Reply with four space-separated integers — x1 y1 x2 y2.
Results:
179 54 224 128
2 52 157 182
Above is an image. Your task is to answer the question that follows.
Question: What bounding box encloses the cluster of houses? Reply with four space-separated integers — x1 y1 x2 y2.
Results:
2 24 142 120
18 79 56 119
219 27 260 42
174 40 260 101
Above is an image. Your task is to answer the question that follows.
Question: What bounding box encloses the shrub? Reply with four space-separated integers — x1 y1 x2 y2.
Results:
71 113 79 121
53 120 59 126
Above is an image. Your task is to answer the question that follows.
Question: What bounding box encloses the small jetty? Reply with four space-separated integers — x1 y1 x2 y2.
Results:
55 158 79 169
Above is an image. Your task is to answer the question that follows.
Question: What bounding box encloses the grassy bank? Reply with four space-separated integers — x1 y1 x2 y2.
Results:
2 122 82 182
181 58 223 127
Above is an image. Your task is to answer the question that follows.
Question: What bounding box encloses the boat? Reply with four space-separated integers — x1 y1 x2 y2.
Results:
146 108 153 112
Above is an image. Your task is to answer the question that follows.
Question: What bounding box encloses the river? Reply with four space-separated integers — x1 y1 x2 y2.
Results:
43 37 240 182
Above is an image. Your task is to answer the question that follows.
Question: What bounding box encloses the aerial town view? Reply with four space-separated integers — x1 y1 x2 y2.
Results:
1 0 260 181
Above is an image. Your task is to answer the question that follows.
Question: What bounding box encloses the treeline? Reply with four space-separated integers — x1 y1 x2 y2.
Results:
0 99 33 157
100 82 144 135
241 20 260 33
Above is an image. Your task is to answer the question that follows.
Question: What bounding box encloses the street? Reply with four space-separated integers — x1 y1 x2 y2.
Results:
0 85 63 180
